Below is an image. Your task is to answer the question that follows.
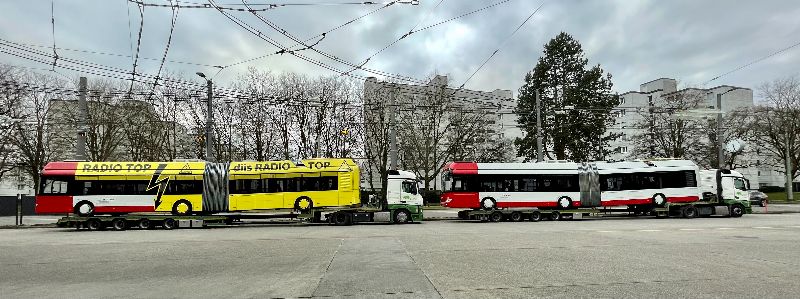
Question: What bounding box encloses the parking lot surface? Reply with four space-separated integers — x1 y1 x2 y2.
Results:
2 213 800 298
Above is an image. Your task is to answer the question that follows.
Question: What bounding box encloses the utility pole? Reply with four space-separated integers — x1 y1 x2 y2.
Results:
787 131 794 201
536 90 543 162
197 72 214 162
76 77 88 161
717 94 724 169
388 88 398 171
648 95 655 157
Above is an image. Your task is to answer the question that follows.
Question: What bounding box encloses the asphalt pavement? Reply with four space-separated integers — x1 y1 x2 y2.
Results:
2 213 800 298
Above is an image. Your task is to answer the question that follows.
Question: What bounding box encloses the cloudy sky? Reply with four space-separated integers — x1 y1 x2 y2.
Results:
1 0 799 100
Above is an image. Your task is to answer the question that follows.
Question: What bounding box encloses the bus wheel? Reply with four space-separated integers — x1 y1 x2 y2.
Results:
557 197 572 209
172 200 192 216
652 194 667 207
137 219 152 230
550 211 561 221
86 218 102 230
489 211 504 222
331 212 351 226
510 211 523 222
481 197 497 210
730 204 745 218
75 201 95 217
111 218 127 231
163 218 177 230
295 197 314 213
529 211 542 222
394 209 411 224
681 206 698 219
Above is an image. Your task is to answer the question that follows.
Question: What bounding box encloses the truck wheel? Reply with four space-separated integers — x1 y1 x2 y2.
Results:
394 209 411 224
557 197 572 209
86 218 102 230
730 204 745 218
481 197 497 210
162 218 177 230
681 206 698 219
172 200 193 216
529 211 542 222
75 201 95 217
331 212 351 226
550 211 561 221
652 194 667 206
489 211 504 222
137 219 152 230
510 211 523 222
111 218 127 231
295 197 314 213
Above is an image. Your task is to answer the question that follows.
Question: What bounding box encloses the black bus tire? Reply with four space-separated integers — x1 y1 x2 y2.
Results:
481 197 497 210
557 197 573 209
74 201 95 217
172 200 193 216
163 218 177 230
294 197 314 213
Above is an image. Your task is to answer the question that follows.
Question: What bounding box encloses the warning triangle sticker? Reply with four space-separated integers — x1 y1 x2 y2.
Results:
179 163 192 174
338 162 352 172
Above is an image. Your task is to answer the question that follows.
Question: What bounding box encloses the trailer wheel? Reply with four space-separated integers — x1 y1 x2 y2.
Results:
172 200 193 216
86 218 102 230
394 209 411 224
730 204 745 218
489 211 504 222
111 218 127 231
162 218 177 230
457 210 469 220
74 201 95 217
137 219 152 230
331 212 351 226
652 193 667 207
510 211 523 222
529 211 542 222
550 211 561 221
681 205 698 219
481 197 497 210
557 196 573 209
294 197 314 213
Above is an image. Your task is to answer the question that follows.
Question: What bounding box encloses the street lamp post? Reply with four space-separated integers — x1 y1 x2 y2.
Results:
196 72 214 162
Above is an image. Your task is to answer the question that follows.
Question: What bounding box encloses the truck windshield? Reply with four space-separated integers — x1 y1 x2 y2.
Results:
733 178 747 191
402 181 418 195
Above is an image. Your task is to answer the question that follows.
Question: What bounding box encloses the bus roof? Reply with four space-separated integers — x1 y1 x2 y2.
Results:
445 159 698 175
229 158 358 175
42 161 207 176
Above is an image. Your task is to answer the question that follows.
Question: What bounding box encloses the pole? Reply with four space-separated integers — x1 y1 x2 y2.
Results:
76 77 88 160
648 95 655 157
717 94 724 169
388 89 398 171
205 79 214 162
536 90 543 162
787 131 794 201
16 193 22 226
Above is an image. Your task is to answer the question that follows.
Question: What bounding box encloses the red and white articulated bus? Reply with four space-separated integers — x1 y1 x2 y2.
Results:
440 159 700 210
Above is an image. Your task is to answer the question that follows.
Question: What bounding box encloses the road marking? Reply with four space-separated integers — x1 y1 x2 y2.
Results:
752 226 776 229
786 226 800 229
679 228 704 231
596 230 617 233
638 229 663 232
716 228 735 230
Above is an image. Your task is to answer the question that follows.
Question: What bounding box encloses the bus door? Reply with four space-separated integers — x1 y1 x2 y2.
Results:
579 163 601 207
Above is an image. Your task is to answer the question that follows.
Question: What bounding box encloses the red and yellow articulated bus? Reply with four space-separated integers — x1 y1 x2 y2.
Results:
36 159 360 216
